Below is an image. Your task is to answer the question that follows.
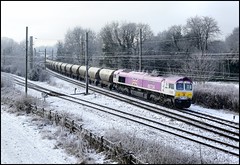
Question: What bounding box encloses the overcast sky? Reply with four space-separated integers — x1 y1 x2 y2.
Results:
1 1 239 47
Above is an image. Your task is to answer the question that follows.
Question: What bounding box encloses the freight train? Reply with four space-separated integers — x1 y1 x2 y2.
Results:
46 59 193 108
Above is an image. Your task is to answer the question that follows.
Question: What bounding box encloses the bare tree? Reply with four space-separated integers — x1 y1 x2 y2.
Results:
99 22 120 68
56 40 66 62
100 21 153 69
168 25 183 51
61 27 98 65
1 37 25 75
225 27 239 76
184 16 220 54
181 52 218 82
225 27 239 53
64 27 85 64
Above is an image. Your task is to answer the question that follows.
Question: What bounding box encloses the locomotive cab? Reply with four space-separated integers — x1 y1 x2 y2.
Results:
174 78 193 108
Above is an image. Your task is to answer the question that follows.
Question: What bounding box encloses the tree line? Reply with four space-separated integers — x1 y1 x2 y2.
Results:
1 15 239 82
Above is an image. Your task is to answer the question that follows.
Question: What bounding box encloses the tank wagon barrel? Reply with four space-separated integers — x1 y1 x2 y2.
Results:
79 66 86 80
88 67 101 85
64 64 73 76
71 65 81 79
60 63 68 74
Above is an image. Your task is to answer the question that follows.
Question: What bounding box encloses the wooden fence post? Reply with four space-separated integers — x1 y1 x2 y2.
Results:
49 110 52 120
100 136 104 152
62 117 66 127
129 154 133 164
55 113 59 125
33 105 37 114
70 120 74 133
80 124 83 131
89 132 92 145
42 108 44 117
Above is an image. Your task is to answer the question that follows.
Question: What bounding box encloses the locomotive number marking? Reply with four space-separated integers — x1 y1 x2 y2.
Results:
147 84 155 89
132 79 138 86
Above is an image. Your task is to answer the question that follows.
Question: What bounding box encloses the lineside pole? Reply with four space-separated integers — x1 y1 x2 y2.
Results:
52 49 53 60
85 32 89 95
139 28 142 72
25 26 28 97
44 48 46 69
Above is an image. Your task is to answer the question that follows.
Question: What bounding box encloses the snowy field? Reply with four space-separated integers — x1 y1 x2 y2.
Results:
1 72 239 164
1 106 78 164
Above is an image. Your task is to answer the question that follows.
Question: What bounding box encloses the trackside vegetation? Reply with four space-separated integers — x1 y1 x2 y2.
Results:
193 83 239 112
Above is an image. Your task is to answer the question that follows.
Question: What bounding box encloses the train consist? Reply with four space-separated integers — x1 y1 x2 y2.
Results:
46 59 193 108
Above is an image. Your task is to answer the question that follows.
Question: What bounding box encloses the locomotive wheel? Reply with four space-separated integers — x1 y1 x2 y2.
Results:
123 88 130 95
149 95 155 102
146 93 151 100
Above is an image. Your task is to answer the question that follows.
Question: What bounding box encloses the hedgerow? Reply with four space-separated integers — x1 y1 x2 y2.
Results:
193 83 239 112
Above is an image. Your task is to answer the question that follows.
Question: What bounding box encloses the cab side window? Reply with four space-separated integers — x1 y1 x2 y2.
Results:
169 83 174 89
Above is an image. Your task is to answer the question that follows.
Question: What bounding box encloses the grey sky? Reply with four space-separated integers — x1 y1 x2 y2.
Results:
1 1 239 47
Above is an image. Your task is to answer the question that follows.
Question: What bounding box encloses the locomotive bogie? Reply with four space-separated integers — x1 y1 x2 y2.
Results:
175 99 191 108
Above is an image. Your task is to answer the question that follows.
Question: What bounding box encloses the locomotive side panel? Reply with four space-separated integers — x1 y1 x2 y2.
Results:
124 74 144 87
142 78 162 91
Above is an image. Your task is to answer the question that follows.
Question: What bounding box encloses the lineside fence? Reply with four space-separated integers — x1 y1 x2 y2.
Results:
28 104 146 164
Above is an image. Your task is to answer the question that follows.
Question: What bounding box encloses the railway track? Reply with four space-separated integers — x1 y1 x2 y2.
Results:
2 72 239 157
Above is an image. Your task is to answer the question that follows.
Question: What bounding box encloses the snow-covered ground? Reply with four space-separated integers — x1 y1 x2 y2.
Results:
1 106 77 164
1 72 239 164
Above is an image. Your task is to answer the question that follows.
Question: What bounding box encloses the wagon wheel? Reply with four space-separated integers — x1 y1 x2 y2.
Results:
94 80 99 86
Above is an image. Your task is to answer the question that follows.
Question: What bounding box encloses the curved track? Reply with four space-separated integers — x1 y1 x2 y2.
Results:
2 72 239 157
